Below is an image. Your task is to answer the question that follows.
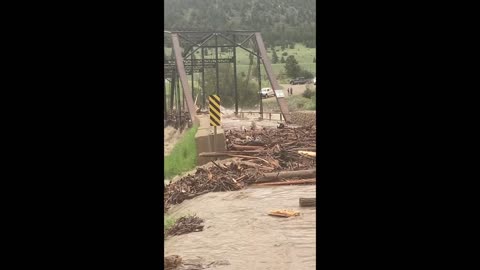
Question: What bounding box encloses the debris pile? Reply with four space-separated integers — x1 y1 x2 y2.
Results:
224 125 316 171
166 215 205 237
164 161 262 212
290 111 316 126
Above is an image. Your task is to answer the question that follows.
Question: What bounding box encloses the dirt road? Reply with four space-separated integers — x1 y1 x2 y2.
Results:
280 83 315 97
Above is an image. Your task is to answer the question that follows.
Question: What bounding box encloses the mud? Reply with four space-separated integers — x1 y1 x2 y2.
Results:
165 185 316 270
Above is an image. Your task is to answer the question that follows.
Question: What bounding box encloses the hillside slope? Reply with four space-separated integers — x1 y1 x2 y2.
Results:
164 0 316 47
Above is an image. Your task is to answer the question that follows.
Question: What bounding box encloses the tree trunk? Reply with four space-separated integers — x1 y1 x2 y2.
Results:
254 178 316 186
256 169 316 183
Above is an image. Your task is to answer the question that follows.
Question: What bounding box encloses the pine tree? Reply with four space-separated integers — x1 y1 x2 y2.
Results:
313 57 316 63
272 50 279 64
280 56 286 63
284 55 301 78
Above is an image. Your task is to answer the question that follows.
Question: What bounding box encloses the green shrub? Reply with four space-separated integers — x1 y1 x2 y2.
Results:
298 69 314 79
164 215 176 239
302 88 315 99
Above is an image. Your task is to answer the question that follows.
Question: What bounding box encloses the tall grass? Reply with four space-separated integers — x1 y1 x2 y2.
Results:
164 125 199 180
164 215 176 239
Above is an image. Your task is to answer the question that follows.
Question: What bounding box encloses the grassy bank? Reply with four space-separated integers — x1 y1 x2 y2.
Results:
263 94 316 111
164 215 176 239
164 125 199 180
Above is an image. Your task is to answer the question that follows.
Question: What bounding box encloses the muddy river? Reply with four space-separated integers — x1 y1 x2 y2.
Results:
165 185 316 270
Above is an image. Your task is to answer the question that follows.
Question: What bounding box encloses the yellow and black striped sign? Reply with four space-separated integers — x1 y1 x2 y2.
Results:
209 95 221 126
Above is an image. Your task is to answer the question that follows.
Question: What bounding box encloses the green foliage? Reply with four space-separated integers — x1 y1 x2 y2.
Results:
164 125 199 179
313 57 316 63
165 0 316 47
272 50 279 64
298 69 314 79
280 56 286 63
164 215 176 238
262 94 315 111
284 55 301 78
282 52 288 56
302 88 315 99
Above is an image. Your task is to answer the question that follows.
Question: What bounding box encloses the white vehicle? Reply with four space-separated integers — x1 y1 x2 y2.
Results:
259 88 275 98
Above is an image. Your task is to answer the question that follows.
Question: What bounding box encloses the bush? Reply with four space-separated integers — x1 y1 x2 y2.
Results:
282 52 288 56
298 69 314 79
302 88 315 99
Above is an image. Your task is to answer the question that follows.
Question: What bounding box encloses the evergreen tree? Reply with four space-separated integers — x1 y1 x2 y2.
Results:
272 50 279 64
284 55 301 78
280 56 285 63
313 57 316 63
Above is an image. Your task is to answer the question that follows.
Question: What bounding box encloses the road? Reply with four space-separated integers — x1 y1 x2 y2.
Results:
279 83 315 97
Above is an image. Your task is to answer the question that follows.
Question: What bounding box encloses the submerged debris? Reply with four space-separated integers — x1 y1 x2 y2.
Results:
164 126 316 213
166 215 205 237
164 161 261 212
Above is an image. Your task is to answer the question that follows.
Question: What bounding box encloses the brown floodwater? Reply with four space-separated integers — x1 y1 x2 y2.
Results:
165 185 316 270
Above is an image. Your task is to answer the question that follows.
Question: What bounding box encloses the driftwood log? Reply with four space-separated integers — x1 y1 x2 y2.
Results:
299 198 316 207
256 169 316 183
254 178 316 186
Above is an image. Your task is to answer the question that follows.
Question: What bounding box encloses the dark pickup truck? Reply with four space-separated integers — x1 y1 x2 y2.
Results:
289 77 309 85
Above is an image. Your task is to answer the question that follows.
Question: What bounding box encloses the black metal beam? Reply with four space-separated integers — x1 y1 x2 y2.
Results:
233 34 238 115
217 33 260 58
215 35 219 96
257 53 263 119
181 33 214 57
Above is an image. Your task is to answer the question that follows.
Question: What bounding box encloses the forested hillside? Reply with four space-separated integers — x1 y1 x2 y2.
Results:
164 0 316 48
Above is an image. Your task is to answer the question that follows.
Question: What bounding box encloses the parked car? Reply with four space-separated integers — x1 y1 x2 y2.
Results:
289 77 309 85
259 88 275 98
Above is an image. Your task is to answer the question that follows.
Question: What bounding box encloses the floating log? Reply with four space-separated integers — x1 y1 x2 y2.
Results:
298 151 316 157
299 197 316 207
254 178 316 186
256 169 316 183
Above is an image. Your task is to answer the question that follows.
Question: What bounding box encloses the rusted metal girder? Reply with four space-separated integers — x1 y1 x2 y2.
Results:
171 33 198 125
165 58 234 65
254 33 291 123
